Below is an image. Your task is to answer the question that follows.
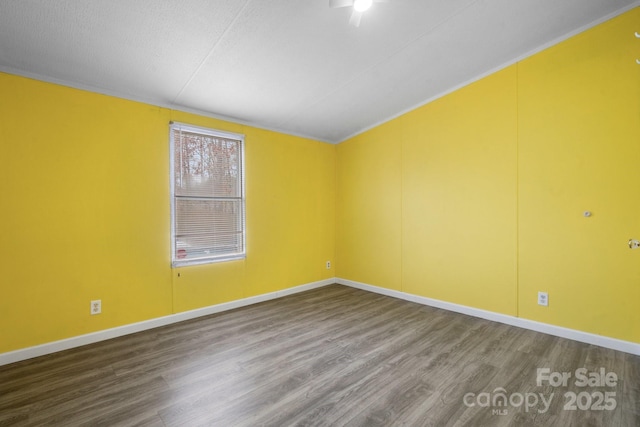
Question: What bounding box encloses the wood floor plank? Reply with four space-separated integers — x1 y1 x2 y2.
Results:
0 284 638 426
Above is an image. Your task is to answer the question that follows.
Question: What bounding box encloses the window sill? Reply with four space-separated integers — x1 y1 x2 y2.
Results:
172 254 246 268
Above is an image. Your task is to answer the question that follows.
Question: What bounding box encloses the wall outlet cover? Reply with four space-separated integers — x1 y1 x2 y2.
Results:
537 292 548 307
91 300 102 315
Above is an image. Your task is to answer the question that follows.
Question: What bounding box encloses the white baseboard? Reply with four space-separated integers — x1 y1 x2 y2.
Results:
337 278 640 356
4 277 637 366
0 278 335 367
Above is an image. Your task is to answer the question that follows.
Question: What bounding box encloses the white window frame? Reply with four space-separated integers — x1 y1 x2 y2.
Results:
170 122 246 267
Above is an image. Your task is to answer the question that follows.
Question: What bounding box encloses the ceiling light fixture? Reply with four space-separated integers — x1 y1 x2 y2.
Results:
353 0 372 12
330 0 389 27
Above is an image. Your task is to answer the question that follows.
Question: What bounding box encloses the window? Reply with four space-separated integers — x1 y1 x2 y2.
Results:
170 122 245 266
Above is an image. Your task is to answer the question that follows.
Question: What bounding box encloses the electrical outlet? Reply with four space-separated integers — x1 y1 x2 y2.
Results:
326 261 331 270
537 292 548 307
91 299 102 315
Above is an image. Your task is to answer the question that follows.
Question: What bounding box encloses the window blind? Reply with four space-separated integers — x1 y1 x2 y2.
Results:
170 123 245 266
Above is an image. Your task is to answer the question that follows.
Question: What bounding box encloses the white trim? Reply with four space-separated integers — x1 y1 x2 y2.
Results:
170 121 245 141
337 278 640 356
3 276 638 366
0 278 335 367
0 66 332 145
1 2 637 145
169 121 247 267
337 1 640 144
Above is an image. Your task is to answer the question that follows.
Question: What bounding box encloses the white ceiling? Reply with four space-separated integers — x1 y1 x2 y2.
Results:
0 0 637 143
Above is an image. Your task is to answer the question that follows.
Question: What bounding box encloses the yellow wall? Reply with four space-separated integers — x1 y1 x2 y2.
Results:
518 8 640 342
401 66 518 315
0 73 335 353
337 7 639 342
336 120 403 291
1 7 638 355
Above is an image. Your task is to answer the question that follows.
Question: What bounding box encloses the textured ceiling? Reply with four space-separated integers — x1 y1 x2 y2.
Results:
0 0 637 143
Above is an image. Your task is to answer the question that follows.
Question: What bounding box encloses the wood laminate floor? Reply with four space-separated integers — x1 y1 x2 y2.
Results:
0 284 638 426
